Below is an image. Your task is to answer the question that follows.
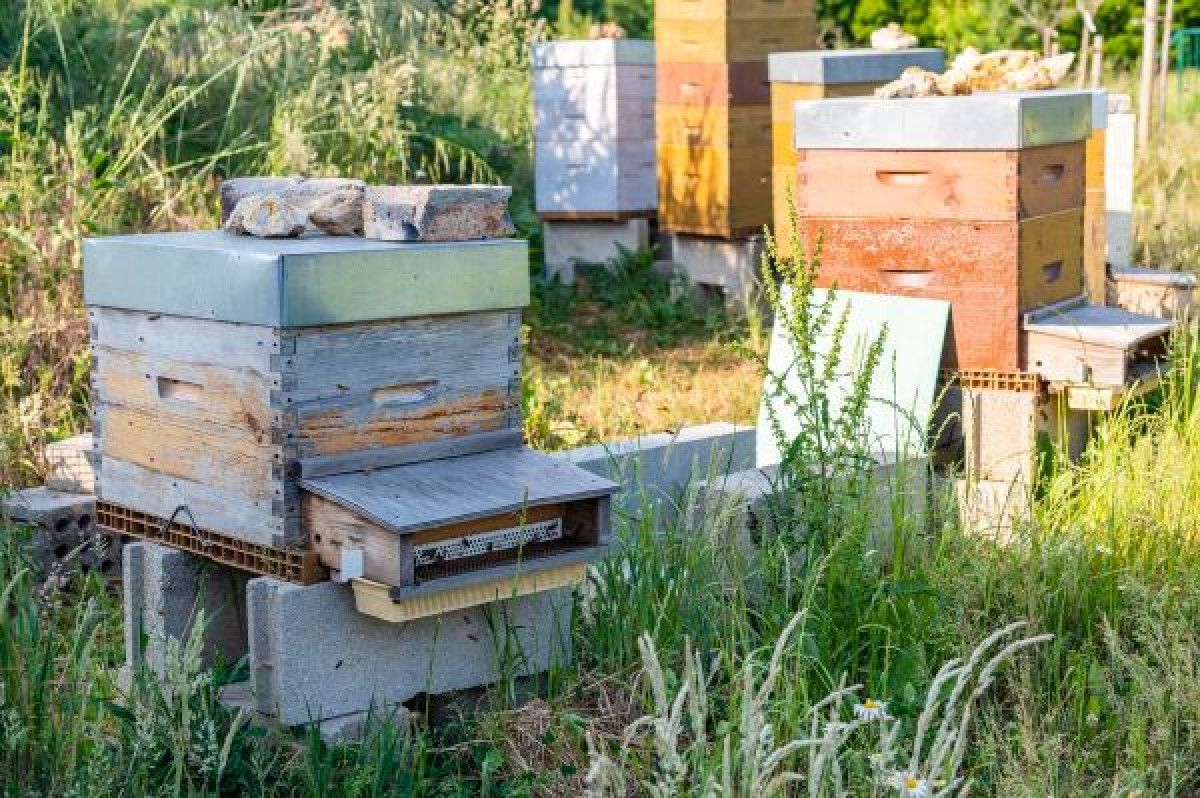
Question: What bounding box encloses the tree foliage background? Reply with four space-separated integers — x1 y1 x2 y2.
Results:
542 0 1200 65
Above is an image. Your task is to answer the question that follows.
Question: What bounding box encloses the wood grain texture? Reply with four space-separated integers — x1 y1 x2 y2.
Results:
658 144 772 237
655 16 817 63
656 0 815 19
657 103 771 149
799 210 1084 370
656 62 770 106
284 312 521 457
792 143 1085 222
98 457 284 546
90 306 279 373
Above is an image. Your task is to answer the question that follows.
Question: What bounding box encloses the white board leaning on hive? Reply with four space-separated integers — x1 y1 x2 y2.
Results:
756 288 950 469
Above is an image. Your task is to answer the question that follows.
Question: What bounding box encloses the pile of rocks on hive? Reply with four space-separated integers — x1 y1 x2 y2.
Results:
220 177 516 241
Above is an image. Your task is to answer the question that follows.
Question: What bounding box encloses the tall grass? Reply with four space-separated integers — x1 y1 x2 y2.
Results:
0 0 541 486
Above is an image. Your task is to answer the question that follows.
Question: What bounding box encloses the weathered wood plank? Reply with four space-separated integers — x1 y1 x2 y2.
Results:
656 16 817 63
98 405 279 498
89 306 279 373
93 349 276 434
98 457 284 546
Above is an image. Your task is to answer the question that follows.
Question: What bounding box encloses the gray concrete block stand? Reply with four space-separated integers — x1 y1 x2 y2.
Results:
247 578 573 726
543 218 651 284
2 486 119 582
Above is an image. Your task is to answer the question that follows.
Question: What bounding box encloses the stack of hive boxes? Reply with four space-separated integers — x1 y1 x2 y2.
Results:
533 39 656 282
655 0 815 299
787 91 1173 501
767 48 945 255
84 232 616 618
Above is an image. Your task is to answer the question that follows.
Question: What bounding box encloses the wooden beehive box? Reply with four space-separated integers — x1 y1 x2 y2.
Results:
1084 88 1107 303
658 143 772 237
799 210 1084 370
655 16 817 64
533 39 656 217
303 447 615 591
1022 298 1172 408
84 232 529 549
786 91 1093 370
657 0 813 18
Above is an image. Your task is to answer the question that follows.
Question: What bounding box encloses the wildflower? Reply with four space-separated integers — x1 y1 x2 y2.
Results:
892 771 931 797
854 698 890 721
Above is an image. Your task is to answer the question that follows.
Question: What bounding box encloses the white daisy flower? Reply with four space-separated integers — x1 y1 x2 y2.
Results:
853 698 889 721
892 771 931 798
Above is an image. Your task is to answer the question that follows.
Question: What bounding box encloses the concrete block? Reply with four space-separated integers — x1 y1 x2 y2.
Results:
247 578 573 725
768 48 944 85
1108 267 1198 320
362 185 515 242
1104 103 1135 269
45 433 95 494
555 422 756 521
543 218 652 283
2 487 118 582
954 477 1032 542
693 453 930 563
123 542 250 678
936 387 1089 486
218 681 412 743
664 234 764 310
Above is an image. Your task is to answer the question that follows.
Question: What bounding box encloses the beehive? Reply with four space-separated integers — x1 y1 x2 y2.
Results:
790 90 1093 371
533 39 656 218
655 0 815 238
85 233 530 549
767 48 945 251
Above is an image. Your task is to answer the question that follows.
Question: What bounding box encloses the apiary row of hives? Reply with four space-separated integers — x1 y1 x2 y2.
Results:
84 228 617 620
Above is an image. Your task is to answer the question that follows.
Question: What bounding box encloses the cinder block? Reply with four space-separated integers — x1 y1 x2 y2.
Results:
2 487 118 581
954 477 1032 542
556 422 755 521
247 578 573 725
543 218 652 283
218 681 412 743
693 453 930 562
45 433 96 494
664 233 764 310
123 542 250 678
936 387 1089 485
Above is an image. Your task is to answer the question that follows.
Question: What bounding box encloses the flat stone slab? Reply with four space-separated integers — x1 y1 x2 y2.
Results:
219 177 366 226
362 185 515 243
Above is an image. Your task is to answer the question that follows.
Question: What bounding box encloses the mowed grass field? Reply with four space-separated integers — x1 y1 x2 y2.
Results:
4 2 1200 796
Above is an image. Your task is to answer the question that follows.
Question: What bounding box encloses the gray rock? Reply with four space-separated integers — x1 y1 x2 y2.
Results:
308 188 365 236
219 177 366 225
225 194 308 238
362 185 516 242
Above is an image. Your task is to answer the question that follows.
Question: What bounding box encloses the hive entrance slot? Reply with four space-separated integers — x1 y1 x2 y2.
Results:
1042 261 1064 282
156 377 204 403
1036 164 1066 184
875 170 930 186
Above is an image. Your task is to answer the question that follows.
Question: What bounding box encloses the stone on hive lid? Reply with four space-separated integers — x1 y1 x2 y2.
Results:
219 177 365 226
225 194 308 238
362 185 516 243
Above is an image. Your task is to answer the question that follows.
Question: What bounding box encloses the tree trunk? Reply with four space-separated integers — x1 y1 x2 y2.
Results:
1090 35 1105 88
1157 0 1175 135
1137 0 1158 147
